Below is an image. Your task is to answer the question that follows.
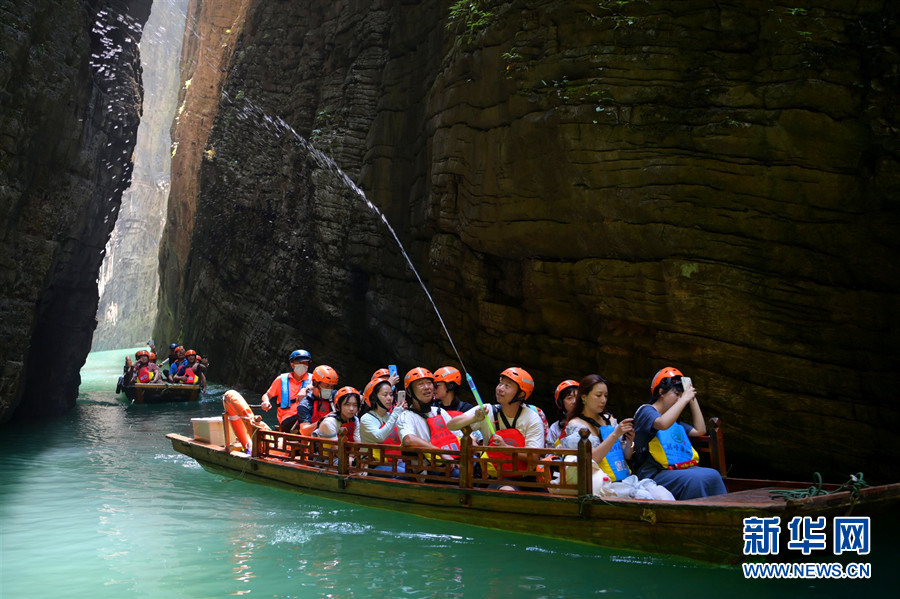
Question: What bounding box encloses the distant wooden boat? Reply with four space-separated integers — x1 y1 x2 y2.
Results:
122 382 201 404
166 419 900 564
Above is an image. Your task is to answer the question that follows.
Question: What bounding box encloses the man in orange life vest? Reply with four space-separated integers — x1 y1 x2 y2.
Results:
396 367 462 474
260 349 314 432
447 367 544 490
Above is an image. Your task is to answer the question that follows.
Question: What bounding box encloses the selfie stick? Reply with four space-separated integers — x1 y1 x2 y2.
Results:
465 373 495 436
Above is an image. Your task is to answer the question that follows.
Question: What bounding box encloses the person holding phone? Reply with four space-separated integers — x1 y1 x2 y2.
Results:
631 367 727 500
360 377 407 474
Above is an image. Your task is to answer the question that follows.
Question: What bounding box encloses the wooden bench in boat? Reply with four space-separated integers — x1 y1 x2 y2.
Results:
220 416 731 496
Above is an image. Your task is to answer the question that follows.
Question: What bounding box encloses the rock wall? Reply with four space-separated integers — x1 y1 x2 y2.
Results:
0 0 152 422
93 0 190 351
158 0 899 481
155 0 253 348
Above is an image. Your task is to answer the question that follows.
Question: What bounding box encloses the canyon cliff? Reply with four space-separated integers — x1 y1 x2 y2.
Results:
93 0 189 351
0 0 152 421
157 0 899 481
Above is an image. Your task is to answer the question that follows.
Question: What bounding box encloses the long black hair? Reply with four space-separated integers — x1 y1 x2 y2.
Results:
570 374 612 425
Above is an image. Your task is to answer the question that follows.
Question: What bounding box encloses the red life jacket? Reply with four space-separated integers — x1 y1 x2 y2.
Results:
427 408 459 451
485 405 529 476
317 415 356 440
371 417 402 460
137 367 152 383
341 419 356 439
311 398 331 424
183 369 197 384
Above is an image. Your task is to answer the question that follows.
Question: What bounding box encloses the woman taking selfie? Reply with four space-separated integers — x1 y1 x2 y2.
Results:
631 367 727 500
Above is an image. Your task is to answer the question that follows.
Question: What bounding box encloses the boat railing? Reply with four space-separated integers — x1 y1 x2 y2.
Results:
252 427 595 495
690 417 726 477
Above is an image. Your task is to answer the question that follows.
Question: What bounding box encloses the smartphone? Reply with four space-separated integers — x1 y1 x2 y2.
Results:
396 390 405 407
681 376 693 391
389 364 398 379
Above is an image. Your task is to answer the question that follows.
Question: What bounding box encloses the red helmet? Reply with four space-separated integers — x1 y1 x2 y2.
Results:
371 368 390 380
312 365 339 386
334 386 361 408
404 367 434 390
501 367 534 401
651 367 684 393
135 350 150 359
363 377 391 408
554 379 579 408
433 366 462 386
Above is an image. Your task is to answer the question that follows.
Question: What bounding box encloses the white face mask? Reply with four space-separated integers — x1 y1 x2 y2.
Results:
293 364 308 377
320 388 334 400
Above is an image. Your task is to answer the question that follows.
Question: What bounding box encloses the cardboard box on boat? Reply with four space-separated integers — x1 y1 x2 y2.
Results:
191 416 226 446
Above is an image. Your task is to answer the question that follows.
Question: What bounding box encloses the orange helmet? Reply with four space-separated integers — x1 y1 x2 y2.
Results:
135 350 150 359
363 377 391 408
149 352 156 361
554 379 579 409
312 365 339 386
371 368 390 380
433 366 462 387
185 349 197 358
404 367 434 390
651 367 684 394
500 367 534 401
334 386 361 408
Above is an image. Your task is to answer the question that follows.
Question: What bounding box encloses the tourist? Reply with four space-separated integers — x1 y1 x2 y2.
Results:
315 386 362 443
371 366 401 390
160 343 179 376
260 349 314 432
126 350 150 384
397 367 462 475
137 350 161 383
194 354 209 391
173 349 201 384
165 346 188 382
432 366 475 415
360 377 407 474
297 364 339 428
446 367 544 490
547 379 578 446
631 367 727 500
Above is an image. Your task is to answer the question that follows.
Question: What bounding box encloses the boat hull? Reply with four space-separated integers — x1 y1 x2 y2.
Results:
123 383 200 404
166 433 900 564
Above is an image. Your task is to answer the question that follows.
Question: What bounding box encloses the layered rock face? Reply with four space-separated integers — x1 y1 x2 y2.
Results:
0 0 151 422
93 0 190 351
158 0 899 481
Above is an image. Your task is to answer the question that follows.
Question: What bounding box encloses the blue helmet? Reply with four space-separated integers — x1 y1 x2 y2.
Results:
289 349 311 363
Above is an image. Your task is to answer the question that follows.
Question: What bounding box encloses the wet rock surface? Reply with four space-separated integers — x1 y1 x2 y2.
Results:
1 0 152 421
156 0 900 481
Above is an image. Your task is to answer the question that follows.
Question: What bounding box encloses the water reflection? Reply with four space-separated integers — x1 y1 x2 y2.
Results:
2 349 894 597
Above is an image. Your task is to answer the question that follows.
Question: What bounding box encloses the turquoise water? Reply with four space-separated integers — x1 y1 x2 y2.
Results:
0 348 894 597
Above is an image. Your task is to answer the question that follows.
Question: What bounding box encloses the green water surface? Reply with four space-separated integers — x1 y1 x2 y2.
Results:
0 348 893 597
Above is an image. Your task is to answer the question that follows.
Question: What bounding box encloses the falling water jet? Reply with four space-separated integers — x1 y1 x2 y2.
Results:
221 92 473 377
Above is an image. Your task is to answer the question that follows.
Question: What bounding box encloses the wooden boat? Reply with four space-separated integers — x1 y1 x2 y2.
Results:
166 418 900 564
122 382 201 404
